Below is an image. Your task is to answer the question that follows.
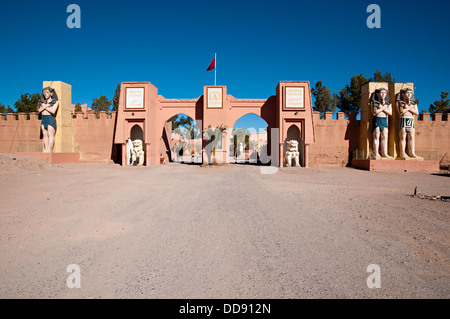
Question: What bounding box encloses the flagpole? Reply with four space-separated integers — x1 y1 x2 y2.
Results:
214 53 217 86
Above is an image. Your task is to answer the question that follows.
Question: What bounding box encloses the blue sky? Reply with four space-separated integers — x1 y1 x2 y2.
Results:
1 0 449 130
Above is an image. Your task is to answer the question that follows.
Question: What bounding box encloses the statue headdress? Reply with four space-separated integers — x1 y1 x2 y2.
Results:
370 87 390 106
38 86 58 106
396 88 416 105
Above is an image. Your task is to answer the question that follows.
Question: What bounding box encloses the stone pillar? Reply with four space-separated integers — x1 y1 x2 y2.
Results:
304 144 309 168
122 143 127 166
145 142 151 165
42 81 74 153
221 130 228 163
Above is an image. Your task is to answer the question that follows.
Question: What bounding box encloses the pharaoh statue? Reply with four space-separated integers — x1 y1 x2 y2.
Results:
396 88 422 159
285 140 300 167
132 139 145 165
370 88 393 159
37 87 59 153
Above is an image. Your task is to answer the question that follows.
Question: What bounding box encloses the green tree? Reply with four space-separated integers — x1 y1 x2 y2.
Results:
0 103 14 113
74 102 82 113
72 102 82 118
311 81 337 118
168 115 180 129
337 71 397 115
112 83 121 111
167 114 200 139
232 127 252 154
372 70 396 86
337 74 369 114
205 124 226 156
428 92 450 114
14 93 41 113
91 96 112 114
331 92 340 111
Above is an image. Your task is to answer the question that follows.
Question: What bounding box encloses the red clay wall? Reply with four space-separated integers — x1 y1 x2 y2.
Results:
416 113 449 168
309 111 450 168
72 111 116 163
1 111 116 163
1 111 448 168
0 113 42 153
309 112 360 167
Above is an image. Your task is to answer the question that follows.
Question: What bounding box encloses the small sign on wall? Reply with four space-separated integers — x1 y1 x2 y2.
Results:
126 88 145 109
207 87 223 109
285 87 304 109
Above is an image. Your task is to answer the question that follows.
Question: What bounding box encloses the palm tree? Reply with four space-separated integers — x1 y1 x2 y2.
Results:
232 127 252 156
205 124 226 164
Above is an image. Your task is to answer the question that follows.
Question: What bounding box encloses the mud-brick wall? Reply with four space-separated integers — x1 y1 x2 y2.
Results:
309 112 360 167
72 111 117 163
1 110 449 168
0 113 43 153
308 112 449 168
415 113 450 168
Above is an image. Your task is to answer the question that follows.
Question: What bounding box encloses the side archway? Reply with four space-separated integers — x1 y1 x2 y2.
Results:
284 124 304 167
125 124 145 166
130 124 144 141
230 113 269 164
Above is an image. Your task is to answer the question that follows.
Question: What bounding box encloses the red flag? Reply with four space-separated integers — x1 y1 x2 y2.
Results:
206 57 215 71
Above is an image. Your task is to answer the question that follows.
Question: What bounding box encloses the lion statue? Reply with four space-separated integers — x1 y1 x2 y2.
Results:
285 140 300 167
132 139 145 166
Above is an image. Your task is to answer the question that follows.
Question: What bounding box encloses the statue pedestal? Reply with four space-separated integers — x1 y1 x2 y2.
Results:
15 152 80 164
351 159 439 173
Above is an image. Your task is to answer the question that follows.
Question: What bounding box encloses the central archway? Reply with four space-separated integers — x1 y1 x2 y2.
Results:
114 81 314 167
230 113 269 165
162 113 202 164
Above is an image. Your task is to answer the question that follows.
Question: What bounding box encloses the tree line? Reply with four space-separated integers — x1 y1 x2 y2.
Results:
311 70 449 117
1 79 448 115
0 84 122 115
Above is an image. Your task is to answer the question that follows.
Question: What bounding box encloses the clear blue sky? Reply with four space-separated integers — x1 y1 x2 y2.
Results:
1 0 449 129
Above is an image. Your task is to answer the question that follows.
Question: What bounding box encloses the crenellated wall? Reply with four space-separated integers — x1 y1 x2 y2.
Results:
1 111 117 163
0 113 43 153
1 110 448 168
415 113 449 167
309 112 360 167
308 111 449 168
72 111 117 163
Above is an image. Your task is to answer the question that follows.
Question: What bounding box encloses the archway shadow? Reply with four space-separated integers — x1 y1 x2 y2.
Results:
344 113 360 167
431 173 450 177
163 111 202 165
161 123 172 162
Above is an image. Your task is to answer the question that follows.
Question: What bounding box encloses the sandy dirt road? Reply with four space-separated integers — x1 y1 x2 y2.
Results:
0 154 449 299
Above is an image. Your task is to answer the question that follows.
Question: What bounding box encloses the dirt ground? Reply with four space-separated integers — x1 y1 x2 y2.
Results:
0 153 448 299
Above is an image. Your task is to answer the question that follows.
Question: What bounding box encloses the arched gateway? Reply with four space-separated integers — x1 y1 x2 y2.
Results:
113 82 315 167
